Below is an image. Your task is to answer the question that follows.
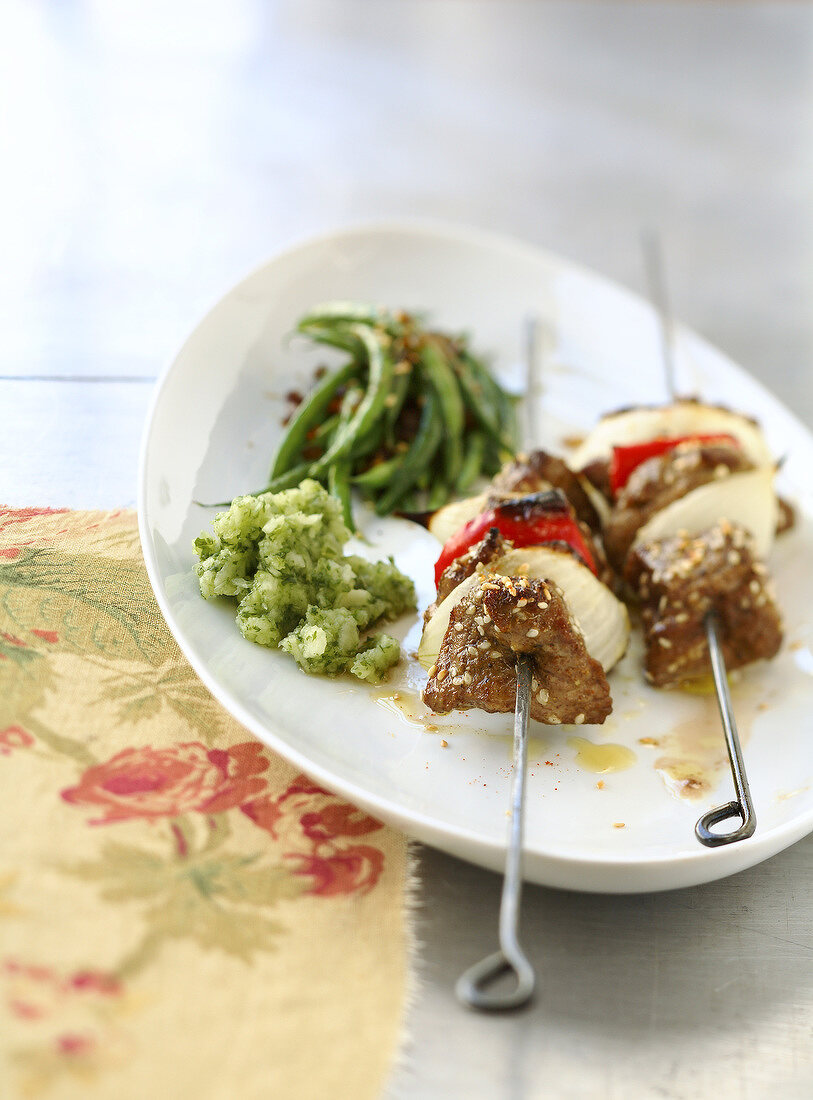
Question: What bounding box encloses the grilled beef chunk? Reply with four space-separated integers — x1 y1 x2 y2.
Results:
625 520 782 688
603 441 753 572
423 573 612 725
493 450 600 530
424 528 511 626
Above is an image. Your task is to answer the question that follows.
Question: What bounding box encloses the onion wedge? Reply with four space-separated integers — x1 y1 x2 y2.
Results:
417 546 629 674
578 475 612 527
427 493 488 544
569 401 773 471
634 465 778 560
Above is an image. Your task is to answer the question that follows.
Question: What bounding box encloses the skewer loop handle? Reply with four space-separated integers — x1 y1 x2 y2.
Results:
695 800 756 846
456 947 535 1012
695 612 757 848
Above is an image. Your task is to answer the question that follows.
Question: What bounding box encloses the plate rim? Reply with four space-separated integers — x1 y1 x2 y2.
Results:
137 218 813 891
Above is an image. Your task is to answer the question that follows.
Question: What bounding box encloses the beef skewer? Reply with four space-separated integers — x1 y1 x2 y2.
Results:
643 232 756 845
447 324 628 1010
455 316 543 1012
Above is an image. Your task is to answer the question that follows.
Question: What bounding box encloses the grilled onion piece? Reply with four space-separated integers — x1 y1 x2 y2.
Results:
418 546 629 674
427 493 488 545
569 401 773 472
633 466 777 561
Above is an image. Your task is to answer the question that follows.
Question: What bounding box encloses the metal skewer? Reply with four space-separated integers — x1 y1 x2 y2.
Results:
456 316 542 1012
695 612 756 844
643 231 757 846
456 656 536 1010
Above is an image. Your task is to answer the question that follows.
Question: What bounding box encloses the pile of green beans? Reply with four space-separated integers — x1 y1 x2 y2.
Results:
266 302 519 528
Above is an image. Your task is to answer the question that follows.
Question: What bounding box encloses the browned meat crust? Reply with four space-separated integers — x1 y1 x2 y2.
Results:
580 458 611 502
424 528 511 627
603 442 753 572
493 450 600 530
776 496 796 535
423 573 612 725
625 521 782 688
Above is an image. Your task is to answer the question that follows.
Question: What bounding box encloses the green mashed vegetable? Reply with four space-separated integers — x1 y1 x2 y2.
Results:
194 480 416 682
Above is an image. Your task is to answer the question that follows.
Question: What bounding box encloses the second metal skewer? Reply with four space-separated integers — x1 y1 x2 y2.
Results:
695 612 756 844
643 231 757 847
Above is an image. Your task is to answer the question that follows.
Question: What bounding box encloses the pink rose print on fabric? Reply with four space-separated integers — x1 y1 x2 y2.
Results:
2 960 126 1082
242 773 386 896
0 507 69 528
56 1033 95 1057
299 803 381 842
288 846 385 897
3 959 121 1023
0 507 69 557
0 726 35 755
61 742 269 824
240 794 284 839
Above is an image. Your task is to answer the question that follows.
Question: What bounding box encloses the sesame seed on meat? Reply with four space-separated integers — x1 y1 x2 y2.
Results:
625 521 782 688
423 573 611 725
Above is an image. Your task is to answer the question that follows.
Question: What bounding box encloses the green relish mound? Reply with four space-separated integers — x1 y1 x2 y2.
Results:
194 479 416 682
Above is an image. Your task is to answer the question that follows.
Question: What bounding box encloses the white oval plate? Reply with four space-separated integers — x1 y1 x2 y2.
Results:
139 222 813 893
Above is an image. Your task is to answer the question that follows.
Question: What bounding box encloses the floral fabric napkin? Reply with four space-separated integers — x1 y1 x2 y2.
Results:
0 507 414 1100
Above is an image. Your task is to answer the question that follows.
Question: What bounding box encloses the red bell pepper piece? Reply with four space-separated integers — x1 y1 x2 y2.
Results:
609 433 739 496
434 508 597 588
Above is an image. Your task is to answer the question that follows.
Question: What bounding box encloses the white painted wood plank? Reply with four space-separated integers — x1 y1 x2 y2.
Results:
0 381 152 509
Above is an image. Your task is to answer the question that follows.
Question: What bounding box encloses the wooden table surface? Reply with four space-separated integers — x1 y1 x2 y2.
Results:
3 3 813 1097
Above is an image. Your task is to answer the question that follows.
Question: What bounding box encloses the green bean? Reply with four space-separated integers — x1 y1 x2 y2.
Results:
267 302 519 521
310 325 395 474
197 460 315 507
453 352 505 443
264 462 317 493
427 476 450 512
456 430 487 493
310 413 339 442
350 418 386 461
328 460 354 531
394 490 427 515
374 392 443 515
383 361 413 439
458 350 518 453
270 360 360 479
295 324 365 355
418 340 465 486
352 455 402 489
298 302 400 335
